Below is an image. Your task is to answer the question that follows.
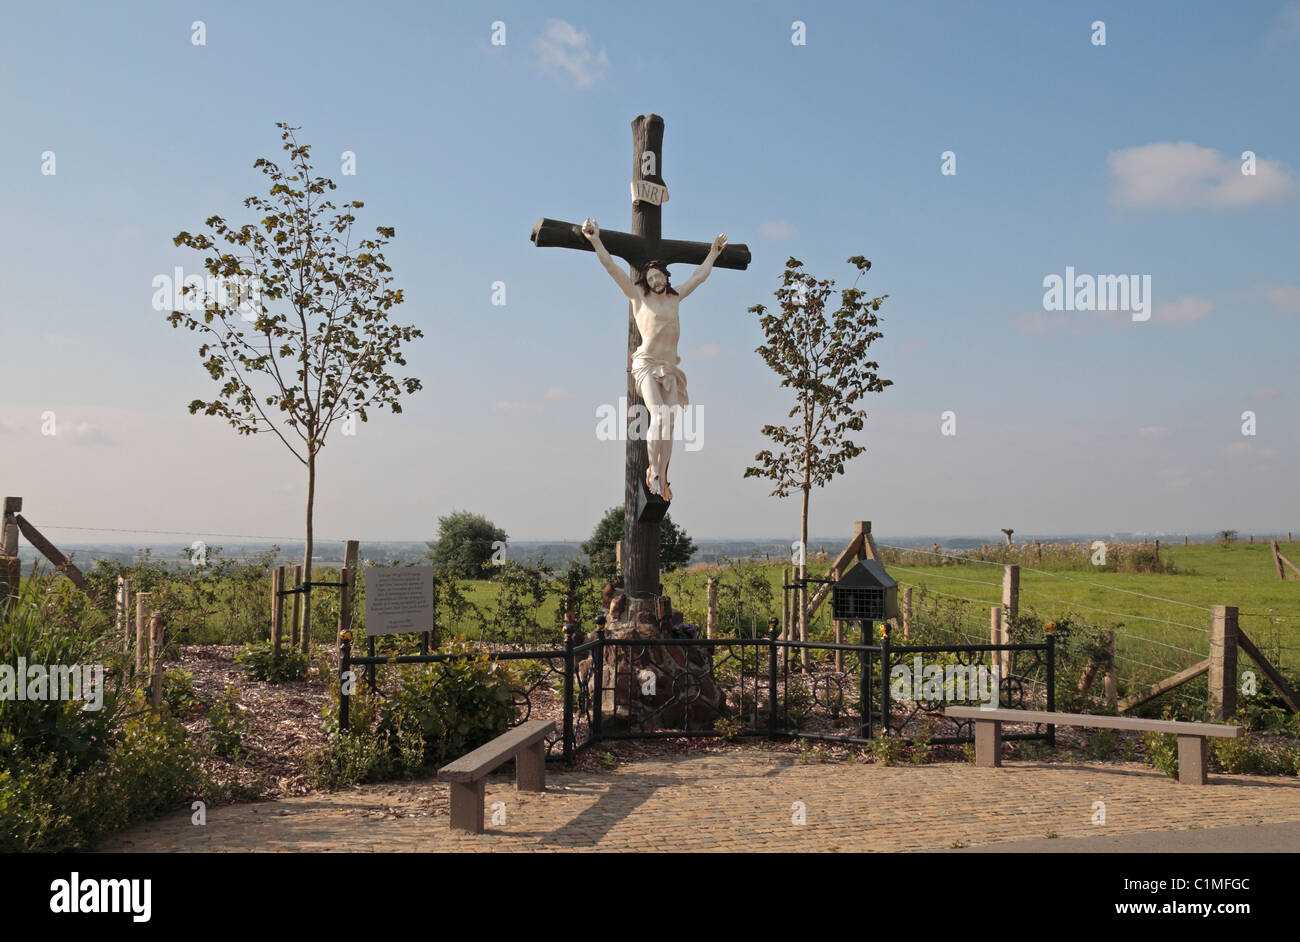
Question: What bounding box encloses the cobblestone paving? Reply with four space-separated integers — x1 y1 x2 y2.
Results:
100 754 1300 852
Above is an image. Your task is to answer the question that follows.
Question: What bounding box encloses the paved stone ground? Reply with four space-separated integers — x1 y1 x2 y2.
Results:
100 754 1300 853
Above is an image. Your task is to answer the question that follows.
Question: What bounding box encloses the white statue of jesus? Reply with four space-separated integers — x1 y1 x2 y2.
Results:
581 218 725 501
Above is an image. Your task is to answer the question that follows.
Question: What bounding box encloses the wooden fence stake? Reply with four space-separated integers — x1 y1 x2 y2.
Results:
902 586 912 640
135 593 151 677
271 565 284 658
1103 630 1118 710
1209 605 1239 720
336 565 351 646
1002 565 1019 677
149 611 165 709
1 497 22 616
781 567 790 641
706 576 717 639
329 540 360 655
990 606 1005 680
1272 541 1286 580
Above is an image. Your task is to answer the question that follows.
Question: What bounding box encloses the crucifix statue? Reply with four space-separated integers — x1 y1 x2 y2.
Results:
530 114 750 605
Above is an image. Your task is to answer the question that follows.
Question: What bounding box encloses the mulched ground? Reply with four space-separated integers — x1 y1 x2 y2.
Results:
166 644 1295 807
171 644 334 798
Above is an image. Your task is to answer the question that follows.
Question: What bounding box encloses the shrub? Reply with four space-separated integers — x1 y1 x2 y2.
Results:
380 645 519 767
206 686 250 758
0 580 123 771
162 669 203 719
1143 731 1179 779
236 640 309 683
910 720 935 764
0 698 196 852
869 732 903 766
1084 727 1118 760
312 644 520 785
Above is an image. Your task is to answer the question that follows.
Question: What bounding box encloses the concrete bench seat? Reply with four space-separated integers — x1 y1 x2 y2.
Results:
437 719 555 832
944 707 1243 785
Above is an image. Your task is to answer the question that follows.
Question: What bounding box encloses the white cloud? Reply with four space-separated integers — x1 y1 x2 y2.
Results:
1265 285 1300 313
543 386 573 401
1155 296 1213 325
759 220 797 240
534 20 609 89
69 423 114 446
1108 142 1298 208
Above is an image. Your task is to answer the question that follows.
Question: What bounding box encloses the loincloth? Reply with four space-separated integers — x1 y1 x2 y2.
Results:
631 354 689 407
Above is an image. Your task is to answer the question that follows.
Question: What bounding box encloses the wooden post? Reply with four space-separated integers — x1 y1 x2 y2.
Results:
902 586 912 640
290 564 303 647
1154 539 1160 564
135 593 151 677
0 497 21 615
781 567 790 641
271 565 284 658
117 576 127 653
832 570 843 672
798 579 808 669
1103 630 1118 710
149 611 165 709
1209 605 1238 720
1002 565 1019 676
1272 541 1286 581
331 540 360 654
990 606 1005 681
615 540 623 576
705 576 717 639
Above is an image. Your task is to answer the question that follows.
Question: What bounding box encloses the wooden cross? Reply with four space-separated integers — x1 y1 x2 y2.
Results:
530 114 751 603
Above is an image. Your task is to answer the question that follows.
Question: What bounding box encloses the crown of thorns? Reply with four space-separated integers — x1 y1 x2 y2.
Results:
635 260 678 294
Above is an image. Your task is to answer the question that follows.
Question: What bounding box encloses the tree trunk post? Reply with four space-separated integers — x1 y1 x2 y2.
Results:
902 586 912 640
290 564 303 648
301 448 317 657
1209 605 1239 720
271 565 285 659
134 593 151 677
149 611 165 710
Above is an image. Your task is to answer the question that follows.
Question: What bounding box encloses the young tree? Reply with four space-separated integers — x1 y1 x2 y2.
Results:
583 505 697 585
167 123 423 654
427 511 508 579
745 256 891 644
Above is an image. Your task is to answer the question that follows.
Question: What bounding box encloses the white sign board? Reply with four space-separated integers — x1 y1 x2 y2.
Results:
364 566 434 637
630 180 669 205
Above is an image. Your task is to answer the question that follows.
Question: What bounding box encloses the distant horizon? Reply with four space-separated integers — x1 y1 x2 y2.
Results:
3 3 1297 547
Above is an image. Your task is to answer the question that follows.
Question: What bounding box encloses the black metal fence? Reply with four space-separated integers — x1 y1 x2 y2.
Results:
339 626 1055 762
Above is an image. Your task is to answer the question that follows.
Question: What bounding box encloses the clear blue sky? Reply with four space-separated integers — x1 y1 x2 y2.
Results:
1 1 1297 546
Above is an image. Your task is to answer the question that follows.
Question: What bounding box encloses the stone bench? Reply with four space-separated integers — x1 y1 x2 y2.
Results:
437 719 555 832
944 707 1243 785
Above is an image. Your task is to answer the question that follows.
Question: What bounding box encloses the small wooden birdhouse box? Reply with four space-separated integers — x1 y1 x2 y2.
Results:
832 559 899 621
